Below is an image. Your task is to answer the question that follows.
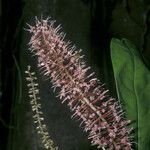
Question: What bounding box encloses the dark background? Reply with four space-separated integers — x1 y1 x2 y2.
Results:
0 0 150 150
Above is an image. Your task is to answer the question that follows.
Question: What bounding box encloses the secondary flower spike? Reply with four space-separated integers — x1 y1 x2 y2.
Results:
27 17 133 150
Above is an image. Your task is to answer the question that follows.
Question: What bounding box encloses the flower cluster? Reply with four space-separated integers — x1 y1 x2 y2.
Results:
27 17 132 149
25 65 58 150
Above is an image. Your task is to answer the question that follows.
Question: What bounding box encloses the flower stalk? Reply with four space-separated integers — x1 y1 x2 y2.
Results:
27 17 133 150
25 65 58 150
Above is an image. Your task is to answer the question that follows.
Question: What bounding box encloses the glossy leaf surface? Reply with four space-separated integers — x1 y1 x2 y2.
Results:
111 38 150 150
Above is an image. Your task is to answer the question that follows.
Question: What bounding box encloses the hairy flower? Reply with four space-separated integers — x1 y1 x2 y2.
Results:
27 17 133 149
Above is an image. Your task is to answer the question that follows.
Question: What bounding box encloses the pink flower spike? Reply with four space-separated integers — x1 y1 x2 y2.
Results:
27 17 133 150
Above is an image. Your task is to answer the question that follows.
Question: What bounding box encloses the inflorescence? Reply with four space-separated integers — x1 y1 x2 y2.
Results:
26 17 133 150
25 65 58 150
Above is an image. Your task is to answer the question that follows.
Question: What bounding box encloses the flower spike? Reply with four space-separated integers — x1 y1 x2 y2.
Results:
27 17 133 150
25 65 58 150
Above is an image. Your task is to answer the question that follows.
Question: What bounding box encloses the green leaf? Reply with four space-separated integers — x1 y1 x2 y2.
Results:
110 38 150 150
